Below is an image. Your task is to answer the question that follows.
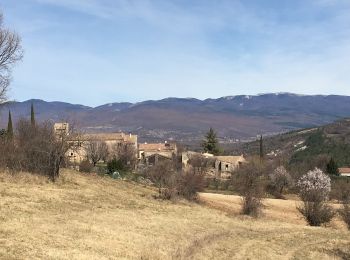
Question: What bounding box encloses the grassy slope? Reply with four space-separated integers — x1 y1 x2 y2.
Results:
0 170 349 259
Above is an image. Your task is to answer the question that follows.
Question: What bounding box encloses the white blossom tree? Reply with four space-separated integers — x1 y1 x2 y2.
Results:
269 166 292 197
297 168 334 226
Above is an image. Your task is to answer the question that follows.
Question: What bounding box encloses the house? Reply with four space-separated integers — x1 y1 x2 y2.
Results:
181 151 214 168
339 167 350 177
138 142 177 165
215 155 246 177
54 122 138 165
54 122 69 137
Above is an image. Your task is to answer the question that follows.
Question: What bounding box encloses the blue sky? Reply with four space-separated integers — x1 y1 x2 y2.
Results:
1 0 350 106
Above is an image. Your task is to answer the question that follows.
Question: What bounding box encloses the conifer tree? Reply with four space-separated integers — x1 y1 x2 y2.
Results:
31 103 35 126
259 135 264 160
7 110 13 139
326 157 339 176
202 127 220 155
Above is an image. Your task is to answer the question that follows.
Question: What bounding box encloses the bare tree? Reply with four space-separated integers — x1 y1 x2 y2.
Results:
188 154 214 175
113 143 137 170
3 119 71 181
146 160 176 199
233 158 266 217
0 12 23 103
86 141 101 166
98 142 109 163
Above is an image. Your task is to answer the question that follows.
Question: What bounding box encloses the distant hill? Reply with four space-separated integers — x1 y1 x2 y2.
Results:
233 118 350 169
2 93 350 143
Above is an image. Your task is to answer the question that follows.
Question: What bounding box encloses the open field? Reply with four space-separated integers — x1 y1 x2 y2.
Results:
0 169 349 259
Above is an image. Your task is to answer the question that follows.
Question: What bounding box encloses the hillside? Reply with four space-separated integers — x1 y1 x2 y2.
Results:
2 93 350 143
231 118 350 169
0 169 349 259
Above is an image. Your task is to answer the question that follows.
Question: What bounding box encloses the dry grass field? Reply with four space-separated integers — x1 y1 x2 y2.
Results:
0 169 349 259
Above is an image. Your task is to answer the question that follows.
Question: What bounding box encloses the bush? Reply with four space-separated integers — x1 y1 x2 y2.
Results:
145 162 205 201
268 166 293 199
233 158 266 217
297 168 335 226
298 201 334 226
107 157 124 174
177 168 205 200
339 201 350 230
330 177 350 202
0 119 69 181
145 160 177 199
79 160 93 173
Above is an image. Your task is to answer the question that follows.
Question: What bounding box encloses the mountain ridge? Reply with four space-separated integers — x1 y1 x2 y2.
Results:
2 93 350 143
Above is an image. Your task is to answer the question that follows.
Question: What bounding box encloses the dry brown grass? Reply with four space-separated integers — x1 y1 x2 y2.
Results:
0 169 349 259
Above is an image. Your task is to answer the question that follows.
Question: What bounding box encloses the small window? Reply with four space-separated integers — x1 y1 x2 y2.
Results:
225 164 229 170
71 152 74 156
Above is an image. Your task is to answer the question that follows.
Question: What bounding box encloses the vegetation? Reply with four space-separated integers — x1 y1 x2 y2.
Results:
339 201 350 230
259 135 264 160
0 12 23 104
106 157 124 174
6 110 13 139
79 159 93 173
297 168 335 226
30 103 35 126
1 169 349 259
233 159 266 217
268 166 293 199
202 127 221 155
326 157 340 176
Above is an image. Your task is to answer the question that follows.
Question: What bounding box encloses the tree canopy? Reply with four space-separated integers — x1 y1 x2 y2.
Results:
202 127 221 155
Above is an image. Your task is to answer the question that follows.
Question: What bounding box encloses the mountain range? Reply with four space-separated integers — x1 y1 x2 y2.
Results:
1 93 350 143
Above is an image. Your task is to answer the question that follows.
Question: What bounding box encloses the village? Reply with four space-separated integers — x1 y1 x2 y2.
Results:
53 122 246 179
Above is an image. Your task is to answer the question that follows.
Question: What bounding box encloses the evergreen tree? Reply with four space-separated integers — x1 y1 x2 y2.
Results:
7 110 13 139
31 103 35 126
259 135 264 160
202 127 220 155
326 157 339 176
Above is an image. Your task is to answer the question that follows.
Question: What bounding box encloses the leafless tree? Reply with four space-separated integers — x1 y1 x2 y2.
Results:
0 12 23 103
188 154 214 175
98 142 109 163
233 158 266 217
113 143 137 170
146 160 177 199
86 141 101 166
2 119 71 181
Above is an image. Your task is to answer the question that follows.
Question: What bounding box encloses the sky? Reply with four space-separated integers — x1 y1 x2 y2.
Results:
1 0 350 106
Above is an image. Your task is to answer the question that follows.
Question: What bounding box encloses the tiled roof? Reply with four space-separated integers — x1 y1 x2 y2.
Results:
80 132 137 143
139 143 176 152
339 167 350 173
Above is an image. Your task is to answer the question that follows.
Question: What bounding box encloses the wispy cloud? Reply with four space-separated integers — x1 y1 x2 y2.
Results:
2 0 350 105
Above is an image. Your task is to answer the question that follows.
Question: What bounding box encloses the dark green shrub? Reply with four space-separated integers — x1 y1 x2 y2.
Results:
107 158 124 174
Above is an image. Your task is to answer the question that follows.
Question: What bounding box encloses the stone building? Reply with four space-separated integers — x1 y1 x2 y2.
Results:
54 123 137 165
138 142 177 166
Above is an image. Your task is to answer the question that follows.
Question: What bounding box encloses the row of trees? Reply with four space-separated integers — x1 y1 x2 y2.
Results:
0 116 69 181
